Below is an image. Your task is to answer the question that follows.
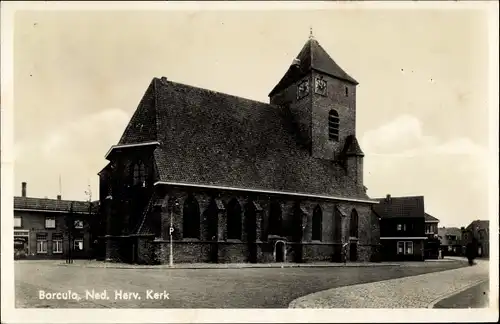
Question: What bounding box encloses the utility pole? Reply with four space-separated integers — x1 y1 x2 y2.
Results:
85 183 92 260
67 202 74 264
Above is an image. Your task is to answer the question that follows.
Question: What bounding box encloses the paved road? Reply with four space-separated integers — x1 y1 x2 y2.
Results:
15 260 467 308
434 280 490 308
289 259 489 308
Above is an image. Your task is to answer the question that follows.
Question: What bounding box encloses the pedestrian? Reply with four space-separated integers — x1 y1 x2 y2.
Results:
466 237 478 266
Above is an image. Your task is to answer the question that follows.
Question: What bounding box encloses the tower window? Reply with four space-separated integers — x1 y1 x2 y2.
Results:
328 110 340 141
345 86 349 97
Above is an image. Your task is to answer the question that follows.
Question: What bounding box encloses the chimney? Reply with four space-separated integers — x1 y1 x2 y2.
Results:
386 194 391 202
21 182 27 197
57 195 62 200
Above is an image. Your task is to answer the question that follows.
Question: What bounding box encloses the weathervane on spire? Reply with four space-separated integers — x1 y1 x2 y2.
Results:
309 26 314 39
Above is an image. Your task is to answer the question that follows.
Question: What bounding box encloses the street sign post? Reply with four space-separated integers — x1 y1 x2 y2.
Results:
170 214 174 267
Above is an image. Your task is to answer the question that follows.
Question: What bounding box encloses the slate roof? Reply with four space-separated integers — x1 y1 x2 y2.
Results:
14 196 93 214
342 135 364 157
269 38 358 97
425 213 439 222
372 196 425 219
114 76 369 200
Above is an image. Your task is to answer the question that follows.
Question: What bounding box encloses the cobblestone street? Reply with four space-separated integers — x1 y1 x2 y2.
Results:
15 259 470 308
289 258 490 308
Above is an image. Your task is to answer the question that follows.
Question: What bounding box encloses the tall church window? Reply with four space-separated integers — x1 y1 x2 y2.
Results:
334 207 342 242
133 161 146 186
312 205 322 241
350 209 359 238
183 195 200 239
329 110 340 141
268 201 283 237
227 198 242 240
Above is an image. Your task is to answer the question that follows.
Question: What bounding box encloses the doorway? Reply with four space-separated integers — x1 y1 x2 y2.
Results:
349 242 358 262
275 241 286 262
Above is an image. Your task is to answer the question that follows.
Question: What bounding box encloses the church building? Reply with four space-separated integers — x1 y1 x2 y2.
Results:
99 34 381 264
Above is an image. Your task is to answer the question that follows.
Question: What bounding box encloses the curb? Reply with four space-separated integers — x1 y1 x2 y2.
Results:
426 279 489 309
56 263 401 270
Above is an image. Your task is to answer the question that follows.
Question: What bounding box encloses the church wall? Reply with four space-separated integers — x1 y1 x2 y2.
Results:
129 185 379 264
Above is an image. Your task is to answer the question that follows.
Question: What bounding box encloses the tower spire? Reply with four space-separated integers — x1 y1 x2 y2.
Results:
309 26 314 39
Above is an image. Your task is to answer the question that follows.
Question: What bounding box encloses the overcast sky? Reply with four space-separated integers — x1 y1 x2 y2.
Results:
12 7 493 228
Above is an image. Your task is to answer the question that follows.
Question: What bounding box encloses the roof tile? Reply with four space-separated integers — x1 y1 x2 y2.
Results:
372 196 425 219
14 197 92 214
141 80 368 199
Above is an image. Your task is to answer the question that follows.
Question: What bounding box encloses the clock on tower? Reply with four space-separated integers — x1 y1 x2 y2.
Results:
314 76 327 96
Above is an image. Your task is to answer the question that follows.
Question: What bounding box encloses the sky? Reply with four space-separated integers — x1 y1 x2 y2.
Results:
11 6 493 228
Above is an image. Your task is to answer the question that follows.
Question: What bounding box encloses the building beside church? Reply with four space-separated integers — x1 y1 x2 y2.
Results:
462 220 489 258
99 35 381 265
13 182 97 260
374 195 427 261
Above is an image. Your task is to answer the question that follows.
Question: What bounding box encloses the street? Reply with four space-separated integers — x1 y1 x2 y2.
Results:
15 259 473 308
433 280 490 308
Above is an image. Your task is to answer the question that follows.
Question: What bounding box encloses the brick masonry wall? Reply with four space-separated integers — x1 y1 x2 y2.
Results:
311 71 357 161
14 210 92 259
122 185 379 264
105 237 122 262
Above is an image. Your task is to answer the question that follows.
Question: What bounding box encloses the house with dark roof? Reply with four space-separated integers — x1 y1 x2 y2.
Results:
99 34 381 265
438 227 463 256
424 213 439 237
13 182 96 259
462 220 490 258
372 195 429 261
423 212 440 259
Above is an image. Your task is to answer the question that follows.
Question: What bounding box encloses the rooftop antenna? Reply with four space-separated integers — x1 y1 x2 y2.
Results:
59 174 62 196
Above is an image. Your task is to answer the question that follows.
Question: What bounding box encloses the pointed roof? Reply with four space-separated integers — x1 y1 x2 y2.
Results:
269 38 358 97
425 212 439 222
342 135 364 157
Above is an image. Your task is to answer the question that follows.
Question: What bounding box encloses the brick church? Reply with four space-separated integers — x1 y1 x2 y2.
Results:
99 34 381 264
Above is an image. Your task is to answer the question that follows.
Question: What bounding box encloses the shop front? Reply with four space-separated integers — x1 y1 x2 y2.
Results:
14 230 30 259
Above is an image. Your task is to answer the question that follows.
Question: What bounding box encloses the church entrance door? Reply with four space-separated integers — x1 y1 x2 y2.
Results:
275 241 286 262
349 242 358 262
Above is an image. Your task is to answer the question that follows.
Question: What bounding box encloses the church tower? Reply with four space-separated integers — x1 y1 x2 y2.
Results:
269 31 365 187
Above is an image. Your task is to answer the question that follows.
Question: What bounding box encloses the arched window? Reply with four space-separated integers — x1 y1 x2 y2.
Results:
328 110 340 141
183 195 200 239
268 201 283 237
350 209 359 238
227 198 242 240
133 161 146 186
312 205 322 241
334 207 342 242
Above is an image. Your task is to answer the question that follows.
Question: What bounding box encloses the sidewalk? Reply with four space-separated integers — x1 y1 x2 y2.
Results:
57 260 401 269
288 259 489 308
